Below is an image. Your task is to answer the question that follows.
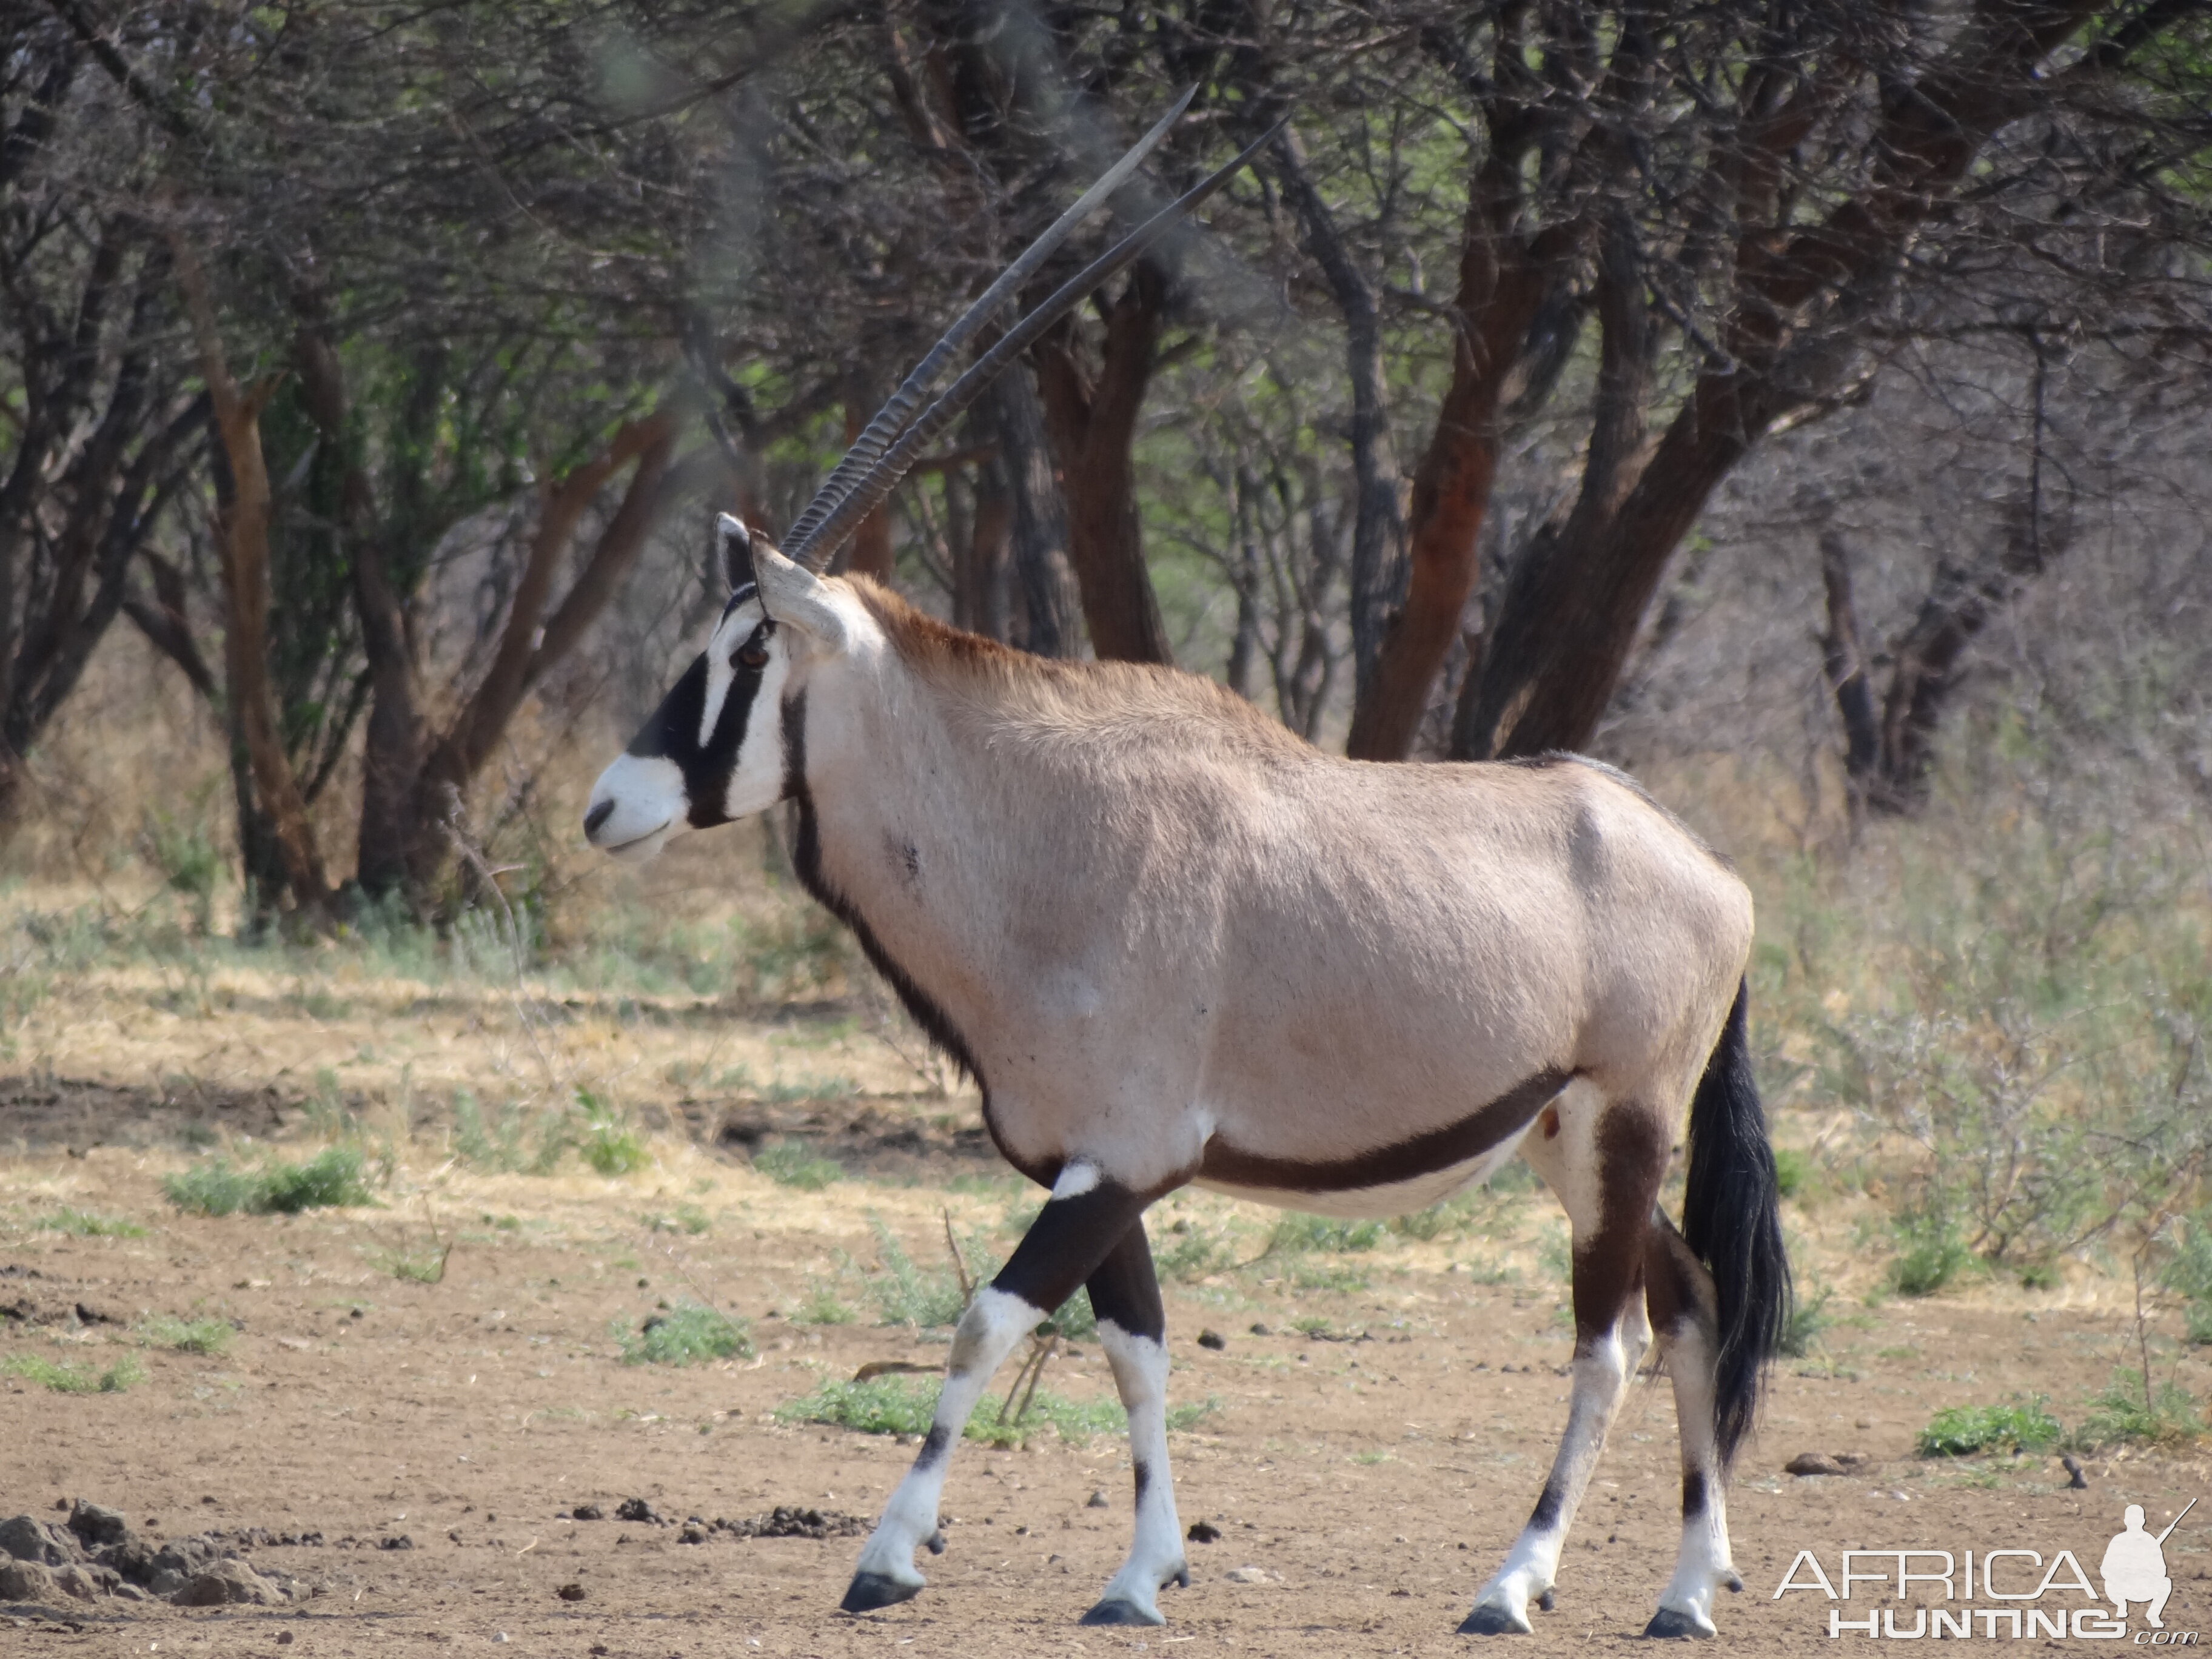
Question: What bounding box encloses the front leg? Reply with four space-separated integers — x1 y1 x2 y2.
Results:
841 1162 1150 1615
1078 1221 1188 1626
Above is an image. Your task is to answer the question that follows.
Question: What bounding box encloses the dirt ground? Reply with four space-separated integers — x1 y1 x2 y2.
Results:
3 1114 2207 1659
2 851 2208 1657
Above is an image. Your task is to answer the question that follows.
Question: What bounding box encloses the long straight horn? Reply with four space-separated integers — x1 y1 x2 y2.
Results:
779 87 1198 558
786 119 1281 574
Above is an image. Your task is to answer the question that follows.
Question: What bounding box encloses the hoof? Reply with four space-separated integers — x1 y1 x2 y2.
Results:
1723 1572 1744 1594
1458 1603 1533 1636
1643 1607 1716 1640
925 1530 948 1556
1538 1590 1556 1612
1081 1598 1165 1627
1175 1566 1191 1589
840 1572 922 1614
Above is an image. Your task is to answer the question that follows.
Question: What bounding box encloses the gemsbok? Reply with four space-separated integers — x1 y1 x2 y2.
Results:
583 96 1790 1640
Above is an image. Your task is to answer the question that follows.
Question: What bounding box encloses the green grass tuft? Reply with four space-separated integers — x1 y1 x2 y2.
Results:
2076 1372 2205 1449
1890 1202 1974 1296
162 1145 373 1216
1915 1397 2063 1457
38 1207 147 1238
575 1093 648 1176
4 1351 146 1393
752 1139 843 1191
1772 1148 1811 1201
1267 1214 1385 1256
616 1301 754 1365
135 1315 233 1356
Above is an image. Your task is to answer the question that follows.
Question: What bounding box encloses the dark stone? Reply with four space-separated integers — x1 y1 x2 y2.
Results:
66 1502 129 1549
1248 1322 1271 1336
0 1517 77 1567
1186 1521 1221 1543
1086 1490 1110 1509
569 1504 604 1521
377 1537 413 1550
557 1582 586 1601
1196 1330 1226 1351
614 1499 661 1525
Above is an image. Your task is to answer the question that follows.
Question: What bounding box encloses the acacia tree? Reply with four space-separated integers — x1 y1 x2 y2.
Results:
0 21 202 823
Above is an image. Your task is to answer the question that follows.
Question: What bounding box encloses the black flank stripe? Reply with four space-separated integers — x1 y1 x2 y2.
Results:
1198 1067 1575 1194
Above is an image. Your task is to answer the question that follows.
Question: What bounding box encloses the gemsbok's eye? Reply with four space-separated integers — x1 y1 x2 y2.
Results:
737 640 770 671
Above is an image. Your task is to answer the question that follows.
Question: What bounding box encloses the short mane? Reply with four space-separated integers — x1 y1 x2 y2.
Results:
845 577 1309 760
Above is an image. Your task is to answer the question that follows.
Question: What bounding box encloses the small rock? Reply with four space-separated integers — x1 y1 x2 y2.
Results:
173 1560 281 1607
50 1564 106 1602
1196 1330 1226 1351
557 1583 586 1602
614 1498 661 1525
278 1634 295 1646
0 1558 60 1603
1785 1452 1846 1477
1187 1521 1221 1543
679 1525 707 1545
66 1503 129 1549
378 1537 414 1551
569 1504 604 1521
1086 1491 1110 1510
0 1516 77 1567
1225 1566 1275 1584
1248 1323 1272 1336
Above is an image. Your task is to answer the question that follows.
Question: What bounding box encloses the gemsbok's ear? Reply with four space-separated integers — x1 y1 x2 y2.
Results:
716 513 757 594
754 538 852 651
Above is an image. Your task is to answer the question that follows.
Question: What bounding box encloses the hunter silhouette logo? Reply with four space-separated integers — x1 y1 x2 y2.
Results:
1774 1496 2198 1640
2105 1500 2191 1630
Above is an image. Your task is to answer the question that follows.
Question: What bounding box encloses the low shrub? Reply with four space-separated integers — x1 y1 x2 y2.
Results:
163 1146 373 1216
39 1208 146 1238
1915 1397 2063 1457
617 1301 754 1366
135 1315 233 1356
753 1140 843 1191
4 1352 145 1393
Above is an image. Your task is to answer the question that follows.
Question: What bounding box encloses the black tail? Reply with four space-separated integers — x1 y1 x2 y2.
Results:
1680 980 1791 1469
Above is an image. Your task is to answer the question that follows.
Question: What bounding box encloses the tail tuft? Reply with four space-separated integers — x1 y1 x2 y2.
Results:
1680 980 1791 1469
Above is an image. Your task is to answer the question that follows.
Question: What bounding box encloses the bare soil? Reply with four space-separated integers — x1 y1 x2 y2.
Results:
3 1126 2208 1659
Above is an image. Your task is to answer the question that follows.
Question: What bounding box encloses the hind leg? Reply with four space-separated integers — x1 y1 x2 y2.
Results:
1460 1084 1664 1635
1079 1219 1189 1626
1643 1216 1740 1638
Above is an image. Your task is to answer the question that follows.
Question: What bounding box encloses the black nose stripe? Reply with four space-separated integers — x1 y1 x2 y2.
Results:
583 799 615 837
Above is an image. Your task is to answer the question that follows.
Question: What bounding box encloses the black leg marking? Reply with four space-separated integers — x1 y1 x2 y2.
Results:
1085 1218 1167 1340
917 1422 952 1467
990 1179 1154 1320
1527 1481 1564 1534
1681 1470 1708 1519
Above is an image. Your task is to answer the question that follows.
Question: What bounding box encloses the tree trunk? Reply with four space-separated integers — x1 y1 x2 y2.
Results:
1034 264 1173 666
388 414 679 894
172 235 333 915
988 369 1081 658
1821 499 2070 817
1271 127 1409 721
1344 173 1569 759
